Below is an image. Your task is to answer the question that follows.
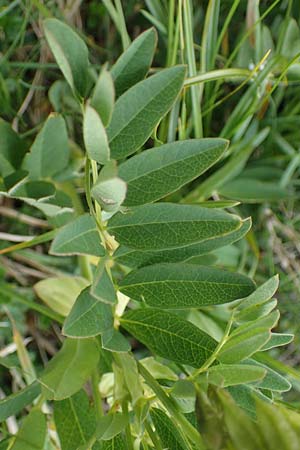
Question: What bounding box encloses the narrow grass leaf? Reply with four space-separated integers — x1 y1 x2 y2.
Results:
218 178 291 202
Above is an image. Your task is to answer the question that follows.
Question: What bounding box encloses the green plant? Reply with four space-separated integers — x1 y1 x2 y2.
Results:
1 3 300 450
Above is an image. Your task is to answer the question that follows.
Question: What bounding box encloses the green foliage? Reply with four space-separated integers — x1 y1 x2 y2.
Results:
9 410 47 450
54 390 96 450
23 114 69 179
111 27 157 96
119 138 228 206
1 2 300 449
39 338 99 400
121 308 217 367
43 18 89 96
120 263 255 308
50 215 105 256
108 203 242 250
107 65 186 158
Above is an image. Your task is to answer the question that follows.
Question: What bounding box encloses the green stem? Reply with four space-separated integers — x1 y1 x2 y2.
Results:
138 362 206 450
30 0 52 17
144 418 164 450
0 230 57 256
91 369 103 420
190 314 234 380
122 401 134 450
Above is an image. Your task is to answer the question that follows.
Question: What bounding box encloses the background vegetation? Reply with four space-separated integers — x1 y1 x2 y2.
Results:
0 0 300 449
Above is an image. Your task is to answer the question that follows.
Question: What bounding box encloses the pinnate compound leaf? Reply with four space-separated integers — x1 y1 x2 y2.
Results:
23 114 69 179
111 28 157 97
10 410 47 450
150 408 187 450
34 276 89 316
120 263 255 308
50 214 105 256
107 66 186 159
114 217 251 268
119 139 228 206
121 309 217 367
39 338 99 400
0 381 40 422
83 105 110 164
54 389 96 450
44 18 89 96
207 364 266 387
108 203 242 251
63 287 113 338
91 66 115 126
218 178 291 202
